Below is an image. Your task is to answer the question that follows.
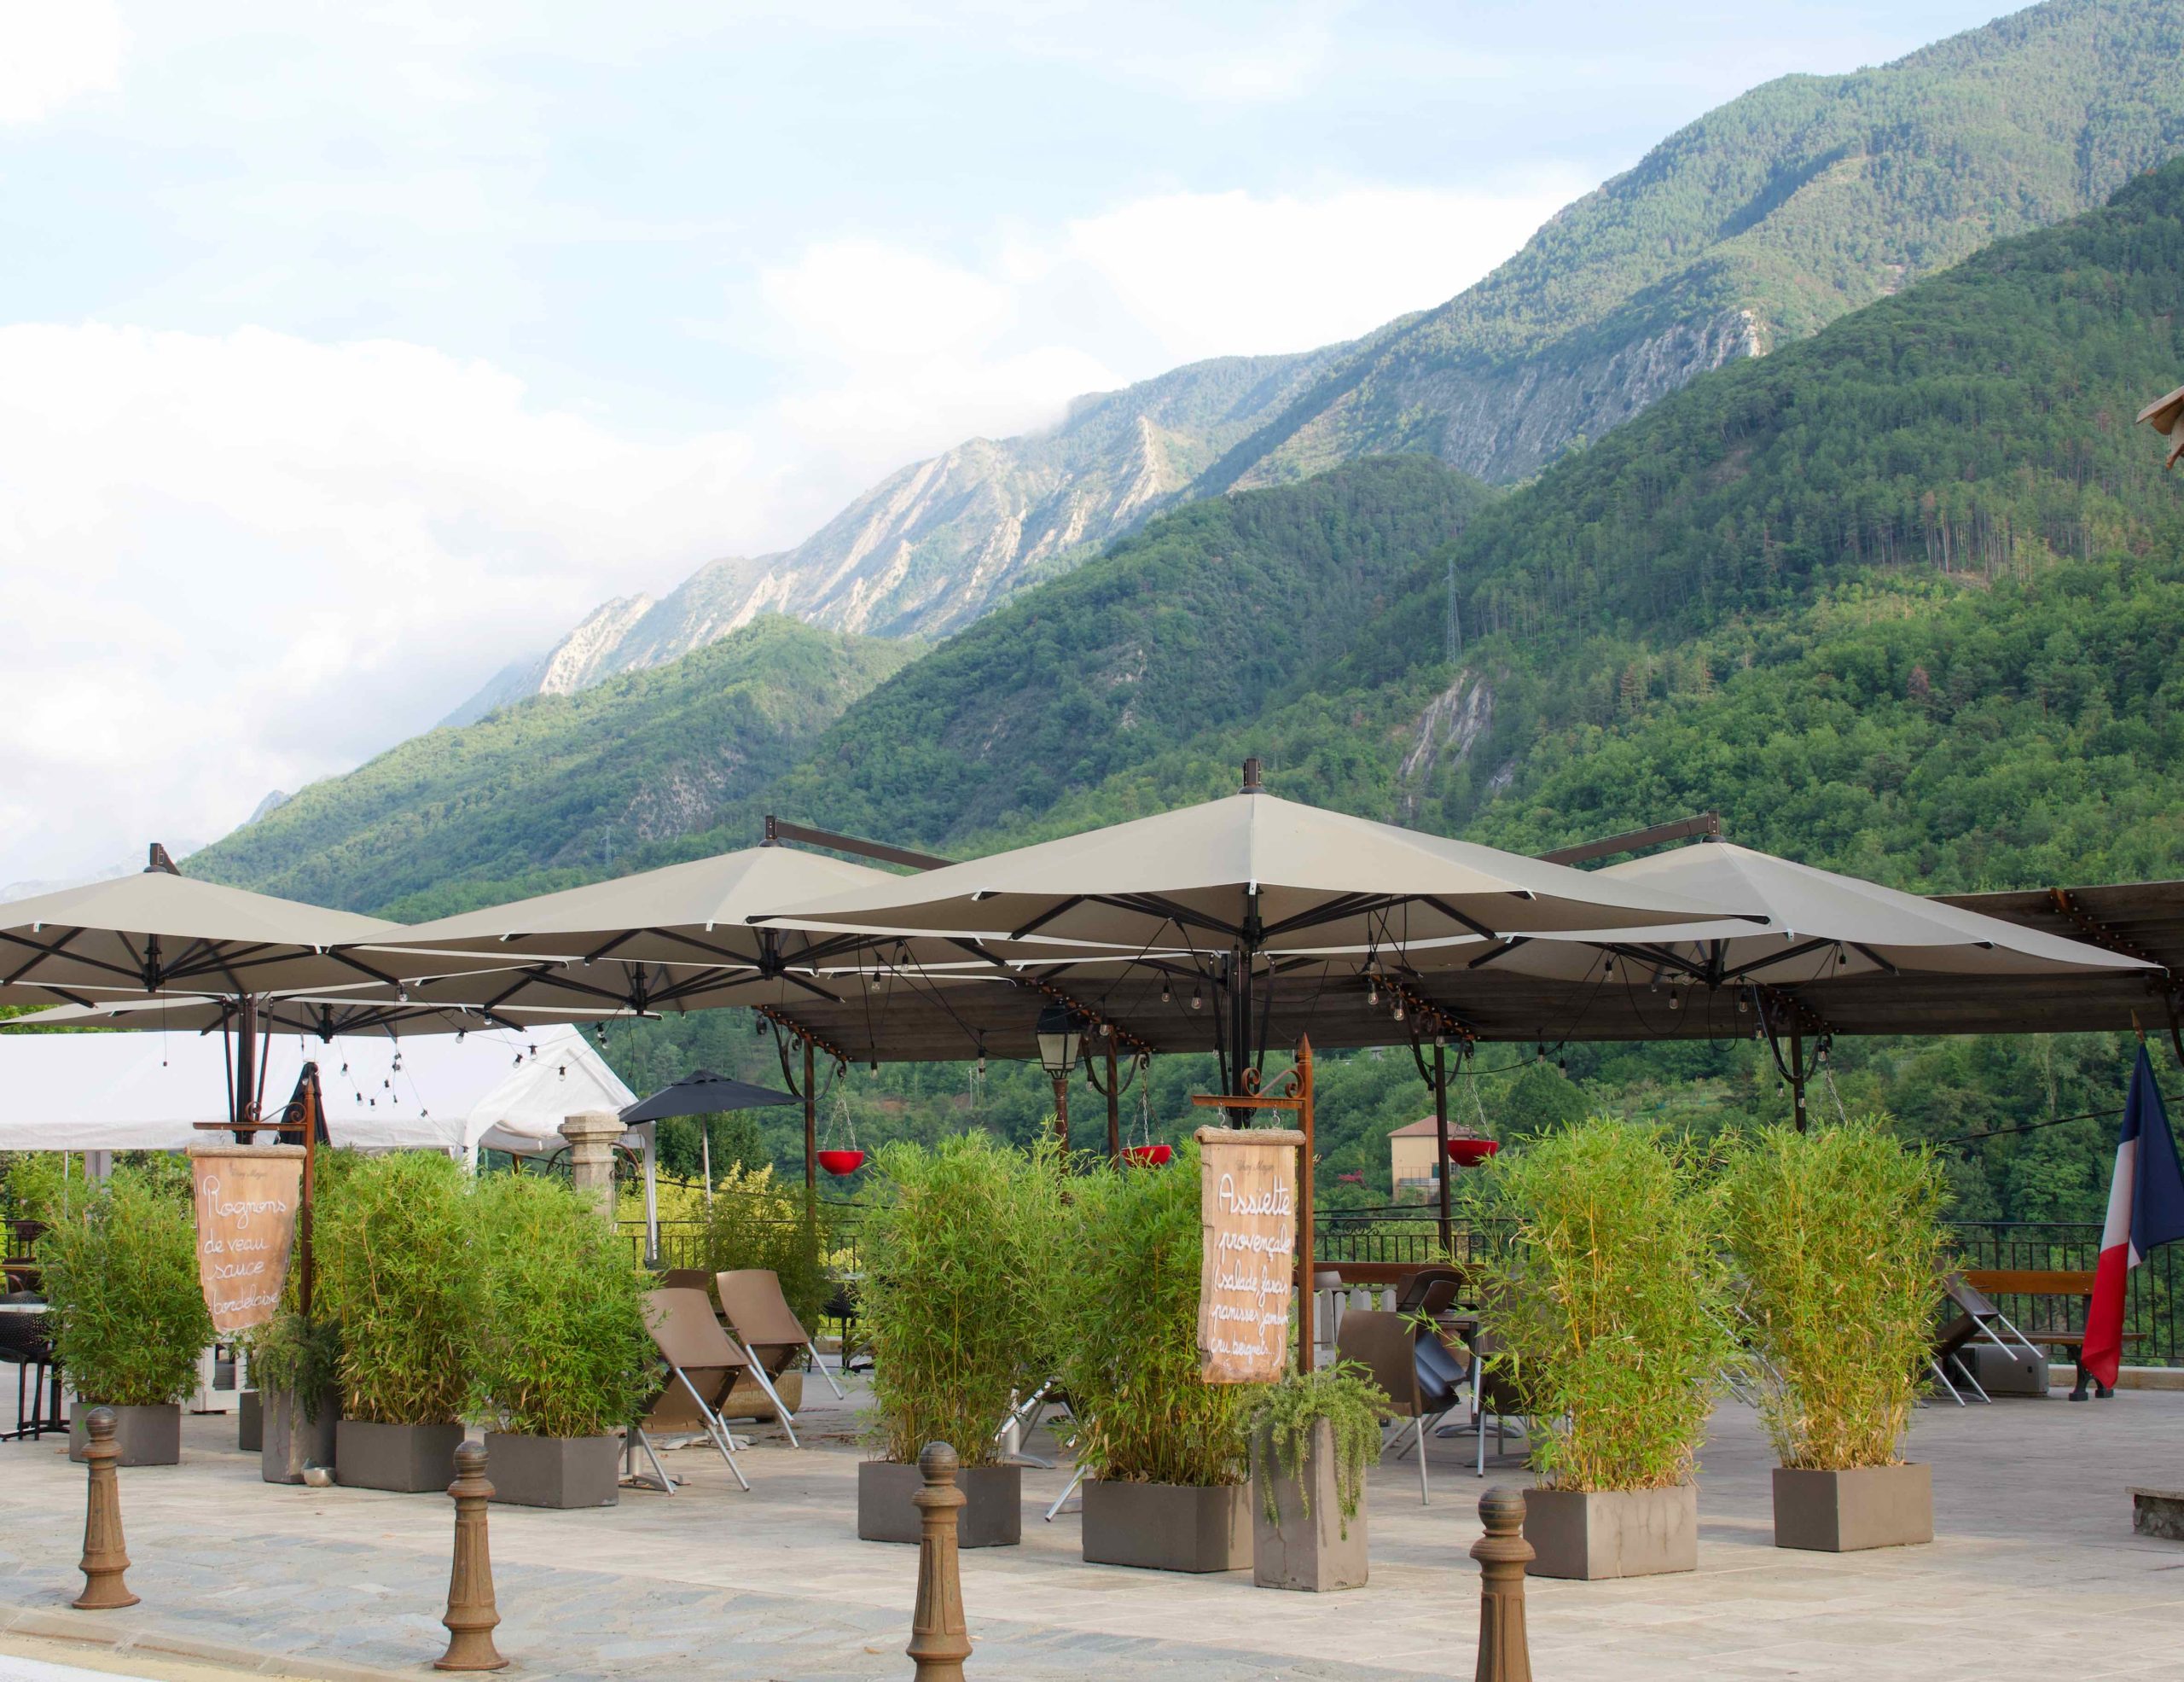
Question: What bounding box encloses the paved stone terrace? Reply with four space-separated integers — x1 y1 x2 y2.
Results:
3 1376 2181 1682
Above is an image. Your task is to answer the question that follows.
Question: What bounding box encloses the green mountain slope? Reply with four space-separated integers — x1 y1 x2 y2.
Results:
997 154 2184 896
1199 0 2184 492
190 617 918 914
739 457 1495 849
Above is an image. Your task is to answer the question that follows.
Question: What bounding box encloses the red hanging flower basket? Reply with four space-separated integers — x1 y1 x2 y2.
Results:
1123 1144 1174 1167
816 1148 867 1177
1445 1138 1500 1167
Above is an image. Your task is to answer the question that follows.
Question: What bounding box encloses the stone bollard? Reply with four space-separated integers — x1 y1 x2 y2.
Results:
1470 1486 1533 1682
73 1407 140 1611
906 1441 973 1682
559 1111 624 1225
434 1440 507 1672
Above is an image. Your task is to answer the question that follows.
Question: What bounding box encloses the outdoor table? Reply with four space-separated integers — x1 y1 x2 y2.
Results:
0 1298 64 1441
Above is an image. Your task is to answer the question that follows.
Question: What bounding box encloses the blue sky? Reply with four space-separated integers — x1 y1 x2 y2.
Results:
0 0 2016 887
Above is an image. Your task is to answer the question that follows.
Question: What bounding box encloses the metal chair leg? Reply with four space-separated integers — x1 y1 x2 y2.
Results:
743 1362 801 1448
1416 1415 1429 1505
806 1340 848 1400
1043 1460 1089 1522
674 1368 752 1490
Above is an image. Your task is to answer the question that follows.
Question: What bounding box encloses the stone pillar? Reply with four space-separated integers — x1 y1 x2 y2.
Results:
559 1111 624 1224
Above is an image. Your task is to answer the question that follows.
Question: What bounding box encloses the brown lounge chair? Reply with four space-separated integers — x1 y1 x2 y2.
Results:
716 1268 848 1402
641 1287 757 1491
1335 1309 1468 1505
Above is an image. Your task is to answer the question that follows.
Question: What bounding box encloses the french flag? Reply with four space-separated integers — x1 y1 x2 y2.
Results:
2083 1046 2184 1388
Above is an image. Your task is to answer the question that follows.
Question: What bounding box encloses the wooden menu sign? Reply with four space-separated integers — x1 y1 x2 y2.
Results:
187 1145 305 1334
1195 1126 1305 1383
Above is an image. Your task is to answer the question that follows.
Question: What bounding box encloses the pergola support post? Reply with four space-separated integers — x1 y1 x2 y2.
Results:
1434 1039 1452 1255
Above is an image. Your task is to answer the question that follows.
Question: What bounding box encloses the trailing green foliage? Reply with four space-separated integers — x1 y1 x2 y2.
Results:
1246 1360 1388 1537
694 1164 834 1337
244 1311 343 1423
1721 1120 1949 1470
40 1167 212 1406
1054 1143 1249 1487
313 1149 473 1426
860 1132 1064 1467
470 1173 653 1439
1467 1120 1736 1491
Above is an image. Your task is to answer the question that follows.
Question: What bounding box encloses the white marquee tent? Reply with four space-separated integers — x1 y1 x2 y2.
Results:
0 1021 642 1164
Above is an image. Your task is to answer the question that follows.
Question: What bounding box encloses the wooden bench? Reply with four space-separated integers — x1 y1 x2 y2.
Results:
1962 1268 2140 1400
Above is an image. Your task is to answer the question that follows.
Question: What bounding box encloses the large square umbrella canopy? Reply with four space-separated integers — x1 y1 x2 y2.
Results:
752 787 1767 957
0 871 404 1005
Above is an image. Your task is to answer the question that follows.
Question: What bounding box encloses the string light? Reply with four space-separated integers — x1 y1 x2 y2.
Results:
1190 987 1203 1011
1668 992 1682 1011
1159 982 1171 1004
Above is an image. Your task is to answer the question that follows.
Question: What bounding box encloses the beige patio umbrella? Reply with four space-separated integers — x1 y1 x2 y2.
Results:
351 843 1071 1016
753 763 1765 1095
1394 841 2155 985
1377 838 2155 1126
6 992 629 1041
0 855 444 1128
0 864 402 1004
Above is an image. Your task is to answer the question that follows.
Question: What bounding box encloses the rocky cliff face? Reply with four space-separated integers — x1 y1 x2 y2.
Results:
440 346 1347 724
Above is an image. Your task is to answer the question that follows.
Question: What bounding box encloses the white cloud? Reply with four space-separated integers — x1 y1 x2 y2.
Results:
756 238 1121 461
1056 180 1588 361
0 323 764 882
0 174 1577 886
0 0 127 124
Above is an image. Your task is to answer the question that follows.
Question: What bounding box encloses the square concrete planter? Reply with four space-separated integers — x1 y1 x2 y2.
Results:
1773 1464 1932 1551
857 1459 1021 1547
335 1419 466 1493
263 1388 340 1484
1083 1479 1252 1573
483 1432 621 1509
238 1389 262 1453
69 1403 180 1467
1524 1484 1698 1579
1251 1419 1368 1592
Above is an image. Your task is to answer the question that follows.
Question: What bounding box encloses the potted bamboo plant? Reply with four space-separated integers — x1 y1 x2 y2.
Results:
1246 1361 1385 1591
857 1132 1061 1547
247 1310 342 1483
1722 1119 1948 1552
1471 1118 1734 1580
44 1167 212 1467
471 1171 652 1508
1058 1141 1253 1572
317 1149 473 1492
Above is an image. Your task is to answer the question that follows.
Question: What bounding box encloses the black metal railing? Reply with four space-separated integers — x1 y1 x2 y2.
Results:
618 1213 868 1278
1943 1221 2179 1367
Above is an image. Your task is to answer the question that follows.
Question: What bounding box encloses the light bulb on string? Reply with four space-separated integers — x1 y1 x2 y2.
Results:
1668 992 1682 1011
